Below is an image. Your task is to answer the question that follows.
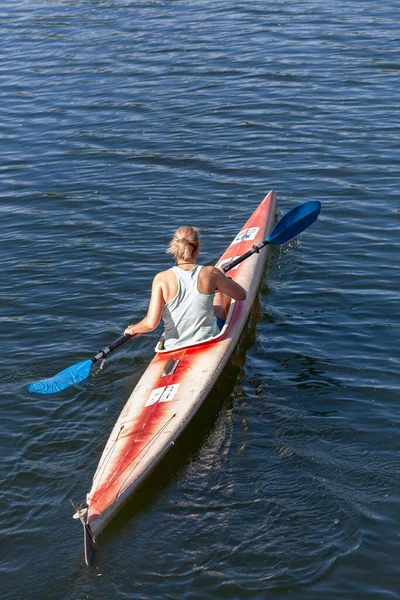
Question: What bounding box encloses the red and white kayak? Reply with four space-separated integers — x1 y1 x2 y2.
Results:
76 190 277 558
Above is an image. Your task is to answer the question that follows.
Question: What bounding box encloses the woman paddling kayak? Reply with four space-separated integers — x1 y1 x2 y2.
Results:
124 226 247 349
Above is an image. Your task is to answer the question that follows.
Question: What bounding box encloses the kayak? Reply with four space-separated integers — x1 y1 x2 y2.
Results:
28 190 320 564
74 190 277 562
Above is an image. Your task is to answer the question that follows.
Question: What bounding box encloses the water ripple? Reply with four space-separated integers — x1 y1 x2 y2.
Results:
1 1 400 599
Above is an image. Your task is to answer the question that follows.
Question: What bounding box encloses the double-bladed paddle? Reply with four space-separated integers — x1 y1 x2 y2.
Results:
28 199 321 394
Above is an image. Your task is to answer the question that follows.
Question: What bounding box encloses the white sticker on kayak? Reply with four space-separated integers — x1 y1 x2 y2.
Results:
145 383 180 407
231 227 259 245
217 256 241 271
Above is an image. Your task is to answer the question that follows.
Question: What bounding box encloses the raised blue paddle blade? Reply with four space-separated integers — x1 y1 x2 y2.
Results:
267 200 321 246
28 359 93 394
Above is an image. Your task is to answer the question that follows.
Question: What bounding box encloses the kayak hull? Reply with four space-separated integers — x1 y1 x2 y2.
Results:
83 190 277 539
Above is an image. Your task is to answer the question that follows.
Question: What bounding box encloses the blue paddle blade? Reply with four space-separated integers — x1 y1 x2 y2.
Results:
28 359 93 394
267 200 321 246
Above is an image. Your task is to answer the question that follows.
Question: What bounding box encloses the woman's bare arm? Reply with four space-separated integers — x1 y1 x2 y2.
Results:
124 273 165 336
215 268 247 300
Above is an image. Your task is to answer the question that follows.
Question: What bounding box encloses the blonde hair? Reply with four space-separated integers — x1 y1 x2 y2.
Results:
167 226 200 262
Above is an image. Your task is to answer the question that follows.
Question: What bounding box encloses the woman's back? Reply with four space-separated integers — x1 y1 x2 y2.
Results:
162 265 219 349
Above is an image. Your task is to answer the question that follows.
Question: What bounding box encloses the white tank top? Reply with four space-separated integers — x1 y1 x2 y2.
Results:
162 265 219 350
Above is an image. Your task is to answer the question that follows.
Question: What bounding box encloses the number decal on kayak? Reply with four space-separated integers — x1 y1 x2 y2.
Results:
231 227 259 245
145 383 180 407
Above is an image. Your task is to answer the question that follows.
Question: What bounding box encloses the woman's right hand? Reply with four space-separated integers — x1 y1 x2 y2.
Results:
124 324 138 336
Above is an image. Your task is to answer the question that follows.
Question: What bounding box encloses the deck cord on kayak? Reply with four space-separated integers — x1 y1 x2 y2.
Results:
91 424 125 486
116 414 177 497
91 414 177 509
91 398 162 490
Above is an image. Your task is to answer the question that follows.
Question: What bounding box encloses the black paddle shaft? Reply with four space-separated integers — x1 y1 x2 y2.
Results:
91 244 267 364
92 334 134 363
92 240 271 363
222 240 269 273
90 202 321 361
91 244 269 363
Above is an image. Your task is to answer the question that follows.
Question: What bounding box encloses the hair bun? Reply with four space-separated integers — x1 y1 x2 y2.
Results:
167 226 200 261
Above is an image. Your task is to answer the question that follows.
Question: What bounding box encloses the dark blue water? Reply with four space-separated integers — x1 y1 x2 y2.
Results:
1 1 399 598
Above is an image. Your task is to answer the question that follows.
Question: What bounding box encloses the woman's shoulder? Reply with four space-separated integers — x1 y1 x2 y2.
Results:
198 265 220 283
199 265 221 276
152 269 177 299
154 268 175 282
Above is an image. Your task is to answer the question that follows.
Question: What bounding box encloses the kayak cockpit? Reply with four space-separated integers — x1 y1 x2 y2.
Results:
155 299 236 353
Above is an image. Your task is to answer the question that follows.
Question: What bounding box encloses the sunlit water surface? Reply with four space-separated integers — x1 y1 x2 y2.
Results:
1 1 399 599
